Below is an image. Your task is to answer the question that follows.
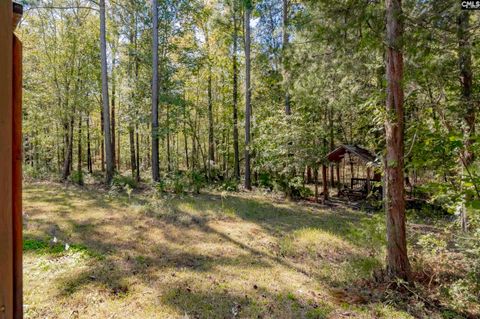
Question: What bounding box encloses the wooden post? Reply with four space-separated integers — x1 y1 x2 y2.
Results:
336 163 340 190
322 164 329 201
12 34 23 319
0 2 14 318
366 166 371 194
1 3 23 318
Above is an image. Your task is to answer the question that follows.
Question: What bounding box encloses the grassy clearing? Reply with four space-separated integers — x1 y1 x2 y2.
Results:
23 182 477 318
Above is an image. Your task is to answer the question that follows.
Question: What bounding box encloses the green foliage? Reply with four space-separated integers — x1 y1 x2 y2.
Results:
23 165 49 181
70 171 84 185
190 171 206 194
257 172 274 190
219 179 238 192
112 174 138 189
165 172 189 194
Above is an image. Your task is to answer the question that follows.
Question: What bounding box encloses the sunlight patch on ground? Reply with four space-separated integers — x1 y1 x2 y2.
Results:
22 183 417 318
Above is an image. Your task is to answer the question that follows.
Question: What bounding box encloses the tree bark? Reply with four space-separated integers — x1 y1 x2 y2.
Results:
208 70 214 165
329 108 335 187
232 0 240 181
183 102 189 170
100 105 105 172
100 0 114 184
322 164 328 202
61 116 74 181
117 122 121 170
77 113 83 185
166 104 172 172
86 114 92 174
136 127 140 181
111 58 116 171
151 0 160 182
385 0 411 281
282 0 291 115
244 3 252 190
457 10 474 165
129 126 136 179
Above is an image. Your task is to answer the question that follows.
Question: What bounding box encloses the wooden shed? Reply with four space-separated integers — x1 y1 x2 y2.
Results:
0 2 23 318
327 145 381 197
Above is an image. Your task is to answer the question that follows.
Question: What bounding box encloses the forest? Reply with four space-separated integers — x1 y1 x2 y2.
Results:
13 0 480 318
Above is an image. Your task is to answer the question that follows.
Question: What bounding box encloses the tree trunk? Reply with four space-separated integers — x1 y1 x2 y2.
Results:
61 116 74 181
100 105 105 172
129 126 136 179
166 104 172 172
100 0 114 184
77 113 83 185
385 0 411 281
244 3 252 190
322 164 328 202
306 166 312 184
136 127 140 182
458 10 474 166
183 104 189 170
151 0 160 182
111 59 116 171
329 109 335 188
117 123 121 170
232 1 240 181
208 70 214 166
282 0 291 115
86 114 92 174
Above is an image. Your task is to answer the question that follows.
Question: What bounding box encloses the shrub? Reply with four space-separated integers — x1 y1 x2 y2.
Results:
167 172 188 194
274 176 312 199
112 174 138 189
24 165 49 181
70 170 84 185
258 172 274 189
219 179 238 192
190 171 206 194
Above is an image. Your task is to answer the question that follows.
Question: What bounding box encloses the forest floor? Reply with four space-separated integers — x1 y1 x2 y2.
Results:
22 182 478 319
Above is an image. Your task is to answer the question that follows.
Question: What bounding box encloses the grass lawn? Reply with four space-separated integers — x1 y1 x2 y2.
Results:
22 182 475 318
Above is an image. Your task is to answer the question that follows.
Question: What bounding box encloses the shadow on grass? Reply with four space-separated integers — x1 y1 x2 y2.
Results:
161 280 333 319
24 184 389 316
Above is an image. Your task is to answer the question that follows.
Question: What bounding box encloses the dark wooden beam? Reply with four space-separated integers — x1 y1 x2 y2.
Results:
12 34 23 319
0 2 14 318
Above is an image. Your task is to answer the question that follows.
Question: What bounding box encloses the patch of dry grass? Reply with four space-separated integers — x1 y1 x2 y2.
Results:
23 182 457 319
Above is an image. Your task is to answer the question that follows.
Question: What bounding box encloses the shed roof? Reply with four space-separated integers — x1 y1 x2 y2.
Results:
13 2 23 29
327 144 379 166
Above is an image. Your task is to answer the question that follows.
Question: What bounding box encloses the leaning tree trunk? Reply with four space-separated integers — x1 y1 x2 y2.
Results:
244 2 252 190
151 0 160 182
384 0 411 281
100 0 114 184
